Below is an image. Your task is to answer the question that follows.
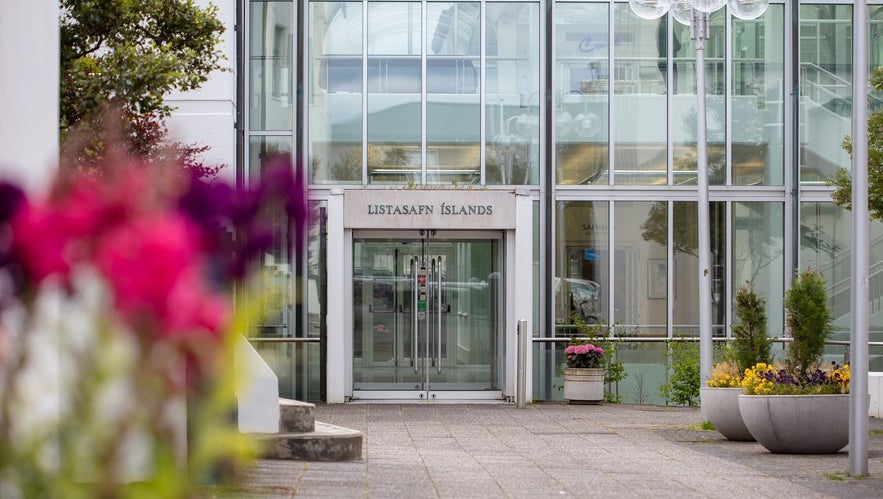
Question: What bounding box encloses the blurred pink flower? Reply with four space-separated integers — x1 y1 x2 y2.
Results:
95 213 227 339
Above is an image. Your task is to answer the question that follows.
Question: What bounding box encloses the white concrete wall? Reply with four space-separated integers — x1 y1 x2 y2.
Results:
165 0 237 183
0 1 59 192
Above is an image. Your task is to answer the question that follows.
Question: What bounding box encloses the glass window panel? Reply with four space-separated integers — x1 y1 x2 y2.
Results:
613 5 667 185
800 202 851 350
555 3 610 185
248 136 294 340
367 2 422 185
250 1 294 131
672 11 726 186
427 2 481 185
800 5 852 185
670 202 696 335
554 201 610 327
732 5 785 186
485 3 540 185
309 2 363 184
614 201 666 335
668 202 726 337
732 201 784 339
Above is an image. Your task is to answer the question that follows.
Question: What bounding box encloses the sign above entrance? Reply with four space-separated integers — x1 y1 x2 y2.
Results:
344 190 516 229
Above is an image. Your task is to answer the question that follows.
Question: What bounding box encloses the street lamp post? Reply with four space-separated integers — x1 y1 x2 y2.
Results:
628 0 768 421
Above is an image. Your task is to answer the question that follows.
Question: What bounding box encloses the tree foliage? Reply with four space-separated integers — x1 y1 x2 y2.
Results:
830 66 883 219
60 0 227 136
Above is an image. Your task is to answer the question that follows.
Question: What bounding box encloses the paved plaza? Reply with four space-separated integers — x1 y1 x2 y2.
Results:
219 403 883 498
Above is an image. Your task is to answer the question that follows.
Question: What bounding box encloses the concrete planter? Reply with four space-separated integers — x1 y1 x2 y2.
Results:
738 394 849 454
700 387 754 441
563 367 604 404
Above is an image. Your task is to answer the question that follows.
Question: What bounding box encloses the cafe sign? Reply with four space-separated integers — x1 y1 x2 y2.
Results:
344 190 516 229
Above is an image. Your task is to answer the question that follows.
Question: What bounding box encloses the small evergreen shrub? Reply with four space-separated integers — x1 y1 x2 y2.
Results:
783 268 833 377
731 282 773 372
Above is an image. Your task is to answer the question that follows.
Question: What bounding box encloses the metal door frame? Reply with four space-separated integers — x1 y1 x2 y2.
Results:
350 229 505 401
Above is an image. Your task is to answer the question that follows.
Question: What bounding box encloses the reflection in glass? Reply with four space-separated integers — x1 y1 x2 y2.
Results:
732 6 784 186
616 202 667 335
732 201 784 338
555 3 610 185
670 202 698 335
427 2 481 185
800 5 852 185
486 3 540 185
248 136 294 343
367 2 422 184
554 201 609 326
613 6 667 185
250 1 293 131
800 202 850 342
672 11 726 186
309 2 363 184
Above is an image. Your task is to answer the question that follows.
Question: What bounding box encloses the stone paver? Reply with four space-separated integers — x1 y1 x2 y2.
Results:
213 403 883 498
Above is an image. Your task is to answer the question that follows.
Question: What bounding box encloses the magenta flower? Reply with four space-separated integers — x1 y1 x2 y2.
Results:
95 214 227 339
564 341 606 369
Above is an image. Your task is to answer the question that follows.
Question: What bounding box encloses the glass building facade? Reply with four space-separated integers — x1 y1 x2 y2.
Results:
245 0 883 404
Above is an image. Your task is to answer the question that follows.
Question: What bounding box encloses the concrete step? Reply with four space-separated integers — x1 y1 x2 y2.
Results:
257 422 363 461
279 398 315 433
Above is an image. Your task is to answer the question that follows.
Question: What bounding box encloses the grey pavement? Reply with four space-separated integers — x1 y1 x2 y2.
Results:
214 403 883 498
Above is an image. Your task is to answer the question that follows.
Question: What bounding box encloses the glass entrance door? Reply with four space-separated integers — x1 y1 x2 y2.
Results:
353 231 503 400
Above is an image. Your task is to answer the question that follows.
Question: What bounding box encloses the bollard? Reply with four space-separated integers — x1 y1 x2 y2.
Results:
516 319 527 408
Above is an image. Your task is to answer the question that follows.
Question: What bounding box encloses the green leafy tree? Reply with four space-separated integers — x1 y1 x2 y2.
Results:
60 0 226 136
730 282 773 372
59 0 226 175
830 66 883 218
783 268 833 377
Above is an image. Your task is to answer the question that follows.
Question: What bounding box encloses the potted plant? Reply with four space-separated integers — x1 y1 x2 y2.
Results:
562 338 606 404
738 267 849 454
702 282 773 441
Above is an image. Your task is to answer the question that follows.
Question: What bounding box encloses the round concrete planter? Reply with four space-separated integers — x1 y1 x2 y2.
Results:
700 387 754 441
563 367 604 404
738 394 849 454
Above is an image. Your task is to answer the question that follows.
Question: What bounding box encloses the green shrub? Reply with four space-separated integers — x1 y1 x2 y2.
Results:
783 268 832 377
731 282 773 372
659 341 700 406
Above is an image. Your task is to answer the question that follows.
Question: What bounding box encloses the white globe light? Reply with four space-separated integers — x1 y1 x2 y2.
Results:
628 0 672 20
671 0 693 26
688 0 727 14
556 111 573 138
728 0 769 20
573 113 602 139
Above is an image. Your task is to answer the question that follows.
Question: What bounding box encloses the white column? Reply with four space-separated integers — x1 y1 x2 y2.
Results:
0 1 59 192
513 188 534 402
326 190 347 402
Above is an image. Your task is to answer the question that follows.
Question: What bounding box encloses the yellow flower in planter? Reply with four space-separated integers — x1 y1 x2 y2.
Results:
707 359 742 388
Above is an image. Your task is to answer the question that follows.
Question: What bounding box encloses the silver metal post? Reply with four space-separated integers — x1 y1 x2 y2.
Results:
692 10 713 422
850 0 870 477
517 319 527 408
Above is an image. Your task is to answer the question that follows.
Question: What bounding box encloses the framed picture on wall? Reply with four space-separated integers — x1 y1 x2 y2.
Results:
648 259 667 299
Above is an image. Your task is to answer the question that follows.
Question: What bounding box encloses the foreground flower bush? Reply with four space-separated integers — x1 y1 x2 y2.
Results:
0 144 305 497
742 362 850 395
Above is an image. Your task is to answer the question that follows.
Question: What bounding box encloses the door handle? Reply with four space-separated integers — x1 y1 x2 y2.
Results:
437 257 443 375
412 258 418 373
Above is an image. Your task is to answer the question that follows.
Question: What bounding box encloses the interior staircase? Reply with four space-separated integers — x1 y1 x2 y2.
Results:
254 399 363 461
